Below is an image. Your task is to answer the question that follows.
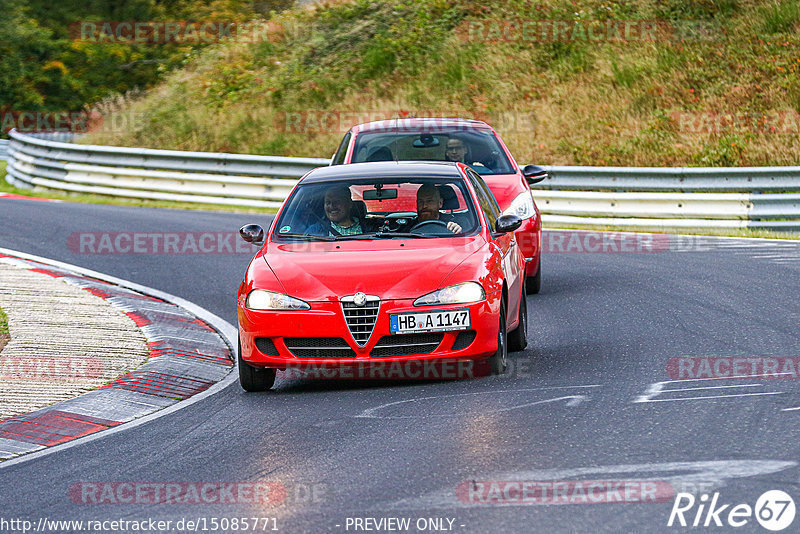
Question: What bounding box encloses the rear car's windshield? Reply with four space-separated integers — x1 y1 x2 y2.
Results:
349 129 514 175
272 176 481 242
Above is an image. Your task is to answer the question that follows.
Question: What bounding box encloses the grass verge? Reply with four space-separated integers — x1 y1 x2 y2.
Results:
544 222 800 241
0 306 9 354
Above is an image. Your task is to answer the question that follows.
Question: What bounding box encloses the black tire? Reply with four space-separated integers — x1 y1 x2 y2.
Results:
488 300 508 375
238 337 276 392
526 256 542 294
508 286 528 352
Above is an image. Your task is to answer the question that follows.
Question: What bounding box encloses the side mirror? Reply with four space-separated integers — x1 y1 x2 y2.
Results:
495 214 522 234
522 164 548 185
239 224 265 246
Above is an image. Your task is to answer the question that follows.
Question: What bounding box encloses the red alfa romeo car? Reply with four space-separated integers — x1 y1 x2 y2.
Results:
237 161 528 391
331 118 546 293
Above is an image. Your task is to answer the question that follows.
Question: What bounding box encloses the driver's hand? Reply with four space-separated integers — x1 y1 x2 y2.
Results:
446 221 462 234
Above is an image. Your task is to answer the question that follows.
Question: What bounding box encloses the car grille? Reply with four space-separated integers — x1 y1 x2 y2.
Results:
452 330 477 351
255 337 279 356
371 333 444 357
284 337 356 358
341 295 380 346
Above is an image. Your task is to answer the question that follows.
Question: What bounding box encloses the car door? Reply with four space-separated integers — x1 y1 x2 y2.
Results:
465 168 523 320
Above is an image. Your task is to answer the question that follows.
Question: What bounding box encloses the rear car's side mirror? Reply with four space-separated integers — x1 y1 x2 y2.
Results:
239 224 265 246
522 164 548 185
495 214 522 234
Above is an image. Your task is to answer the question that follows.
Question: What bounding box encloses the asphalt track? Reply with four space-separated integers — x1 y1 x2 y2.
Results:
1 197 800 534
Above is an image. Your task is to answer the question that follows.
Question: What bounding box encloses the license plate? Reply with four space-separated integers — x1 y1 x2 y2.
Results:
390 309 470 334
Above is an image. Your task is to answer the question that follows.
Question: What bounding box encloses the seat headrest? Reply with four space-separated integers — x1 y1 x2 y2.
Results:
438 185 459 210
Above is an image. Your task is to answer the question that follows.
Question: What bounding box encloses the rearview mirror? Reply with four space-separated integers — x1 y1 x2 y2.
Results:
413 134 440 147
363 188 398 200
239 224 265 246
522 164 548 185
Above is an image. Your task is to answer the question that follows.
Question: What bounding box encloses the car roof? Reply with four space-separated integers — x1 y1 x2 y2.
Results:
301 161 467 184
352 117 493 134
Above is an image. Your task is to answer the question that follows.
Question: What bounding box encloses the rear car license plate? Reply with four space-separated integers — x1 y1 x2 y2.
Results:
390 309 470 334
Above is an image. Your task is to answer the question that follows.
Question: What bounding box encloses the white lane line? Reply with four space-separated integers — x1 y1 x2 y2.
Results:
386 460 798 510
664 384 764 393
354 385 600 419
0 247 239 469
636 392 784 403
634 376 786 404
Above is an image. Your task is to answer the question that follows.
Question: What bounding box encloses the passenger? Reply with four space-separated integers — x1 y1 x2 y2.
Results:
415 184 462 234
307 185 363 236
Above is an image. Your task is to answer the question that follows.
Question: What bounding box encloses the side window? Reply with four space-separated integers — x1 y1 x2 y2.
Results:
471 169 502 217
331 132 352 165
466 169 498 229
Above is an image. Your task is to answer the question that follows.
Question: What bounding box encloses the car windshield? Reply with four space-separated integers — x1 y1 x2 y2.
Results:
350 128 515 175
272 176 481 241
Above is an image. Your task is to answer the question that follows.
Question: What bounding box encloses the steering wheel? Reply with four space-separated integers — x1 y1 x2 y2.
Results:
410 219 450 235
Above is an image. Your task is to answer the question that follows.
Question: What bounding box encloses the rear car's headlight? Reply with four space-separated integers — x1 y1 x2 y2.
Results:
503 191 536 220
246 289 310 310
414 282 485 307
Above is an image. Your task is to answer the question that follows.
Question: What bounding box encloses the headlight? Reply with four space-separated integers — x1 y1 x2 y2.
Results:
414 282 485 307
246 289 310 310
503 191 536 220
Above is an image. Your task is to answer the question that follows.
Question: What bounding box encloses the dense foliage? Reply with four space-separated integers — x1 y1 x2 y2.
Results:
0 0 292 116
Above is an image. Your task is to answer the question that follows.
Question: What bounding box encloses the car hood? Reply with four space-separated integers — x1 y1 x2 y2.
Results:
263 238 484 302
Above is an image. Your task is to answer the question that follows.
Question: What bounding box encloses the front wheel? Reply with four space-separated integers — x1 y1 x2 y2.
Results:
508 286 528 352
488 301 508 375
238 337 276 392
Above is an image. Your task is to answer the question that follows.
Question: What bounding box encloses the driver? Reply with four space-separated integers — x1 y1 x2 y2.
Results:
307 185 363 236
445 136 489 171
415 184 462 234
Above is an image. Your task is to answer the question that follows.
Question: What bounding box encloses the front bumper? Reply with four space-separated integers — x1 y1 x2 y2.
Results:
238 298 499 371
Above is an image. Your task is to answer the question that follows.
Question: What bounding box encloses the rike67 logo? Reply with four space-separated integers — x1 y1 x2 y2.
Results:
668 490 796 531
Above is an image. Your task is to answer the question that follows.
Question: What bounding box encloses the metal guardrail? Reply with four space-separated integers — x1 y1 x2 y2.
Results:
532 166 800 231
6 130 329 208
5 130 800 230
0 140 8 161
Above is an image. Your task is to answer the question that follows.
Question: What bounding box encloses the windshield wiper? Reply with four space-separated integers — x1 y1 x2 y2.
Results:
366 232 437 239
277 233 337 242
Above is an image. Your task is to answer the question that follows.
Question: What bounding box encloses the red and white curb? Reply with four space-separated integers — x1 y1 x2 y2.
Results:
0 248 237 465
